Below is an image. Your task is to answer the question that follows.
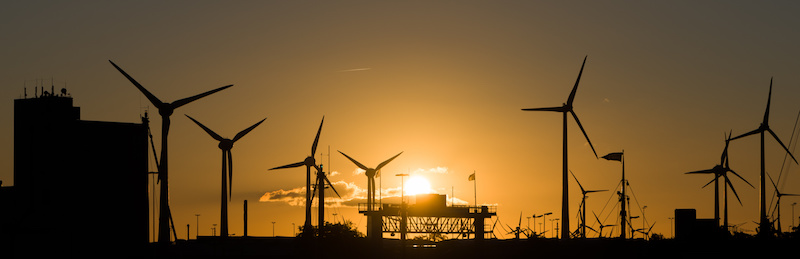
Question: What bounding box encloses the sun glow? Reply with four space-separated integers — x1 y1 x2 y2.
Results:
405 176 433 196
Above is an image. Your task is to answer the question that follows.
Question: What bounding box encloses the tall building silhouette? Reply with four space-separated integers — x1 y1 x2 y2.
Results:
1 90 148 257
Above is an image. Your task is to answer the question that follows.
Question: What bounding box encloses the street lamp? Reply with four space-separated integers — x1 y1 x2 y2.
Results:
668 217 674 238
396 173 409 242
793 202 797 228
542 212 553 237
396 173 409 203
195 214 201 239
527 216 531 230
212 224 217 236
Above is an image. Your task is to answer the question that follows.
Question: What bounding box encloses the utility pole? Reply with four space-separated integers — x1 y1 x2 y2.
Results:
668 217 674 239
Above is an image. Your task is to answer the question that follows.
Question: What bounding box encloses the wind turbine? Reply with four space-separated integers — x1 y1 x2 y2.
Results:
767 172 799 234
592 211 615 238
269 117 324 237
109 60 233 244
309 164 342 238
729 78 798 237
570 170 607 238
686 131 753 231
185 115 266 238
506 212 526 240
338 151 403 240
522 56 598 239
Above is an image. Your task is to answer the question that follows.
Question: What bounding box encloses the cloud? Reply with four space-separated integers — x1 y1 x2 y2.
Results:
259 180 477 208
259 180 366 208
352 168 366 176
411 167 449 174
603 98 611 103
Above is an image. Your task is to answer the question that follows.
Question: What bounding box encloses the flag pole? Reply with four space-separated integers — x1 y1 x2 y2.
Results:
473 170 477 207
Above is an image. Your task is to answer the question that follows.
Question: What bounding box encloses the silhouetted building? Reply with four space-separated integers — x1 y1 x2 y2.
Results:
675 208 722 240
1 92 148 257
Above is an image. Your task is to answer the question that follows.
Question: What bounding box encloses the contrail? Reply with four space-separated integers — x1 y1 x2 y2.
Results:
338 68 372 72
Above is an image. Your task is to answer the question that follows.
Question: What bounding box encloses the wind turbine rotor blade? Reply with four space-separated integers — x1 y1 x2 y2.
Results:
108 60 165 108
311 117 324 156
521 106 564 112
569 170 585 193
170 84 233 109
324 176 342 198
767 128 798 164
763 77 772 125
767 172 779 190
592 211 602 224
567 55 588 106
270 161 305 170
232 118 267 142
570 110 598 158
337 151 369 171
376 151 404 170
728 169 754 188
701 176 720 189
730 128 763 141
685 169 716 174
185 115 225 141
725 175 744 206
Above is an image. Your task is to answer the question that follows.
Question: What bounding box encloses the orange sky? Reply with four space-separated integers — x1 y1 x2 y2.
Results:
3 1 800 240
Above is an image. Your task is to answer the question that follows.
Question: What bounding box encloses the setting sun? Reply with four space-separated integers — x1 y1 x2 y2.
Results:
405 175 433 196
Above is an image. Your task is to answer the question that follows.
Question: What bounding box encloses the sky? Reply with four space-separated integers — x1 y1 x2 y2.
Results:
3 1 800 241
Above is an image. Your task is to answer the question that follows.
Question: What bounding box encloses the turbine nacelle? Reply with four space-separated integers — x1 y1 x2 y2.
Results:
218 140 234 150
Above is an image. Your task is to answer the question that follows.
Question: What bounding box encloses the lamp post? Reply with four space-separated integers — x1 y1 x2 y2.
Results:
396 173 409 241
642 206 648 238
212 224 217 236
668 217 674 238
527 216 531 231
195 214 201 239
793 202 797 228
542 212 552 237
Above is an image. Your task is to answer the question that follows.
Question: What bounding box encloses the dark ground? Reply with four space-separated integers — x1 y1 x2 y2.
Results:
143 236 798 259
